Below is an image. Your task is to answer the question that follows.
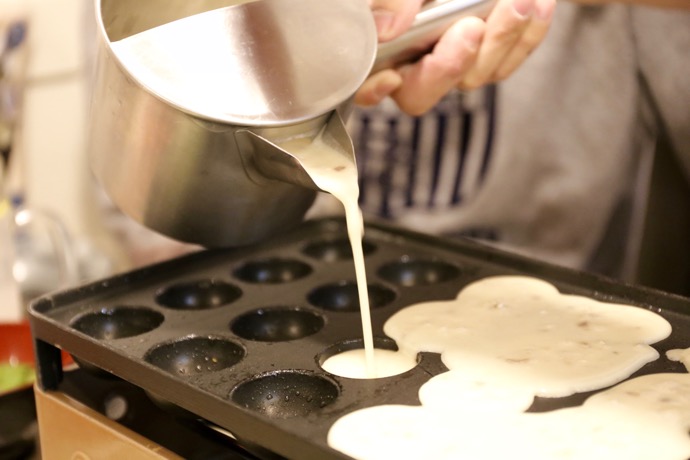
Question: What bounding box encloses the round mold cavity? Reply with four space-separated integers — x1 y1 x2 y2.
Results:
155 279 242 310
318 338 418 379
230 307 325 342
308 281 396 312
71 307 164 340
233 258 312 284
318 336 398 364
144 336 245 377
378 258 460 287
302 237 376 262
231 370 339 419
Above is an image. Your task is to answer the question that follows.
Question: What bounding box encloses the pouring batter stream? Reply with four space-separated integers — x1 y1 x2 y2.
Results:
279 131 376 376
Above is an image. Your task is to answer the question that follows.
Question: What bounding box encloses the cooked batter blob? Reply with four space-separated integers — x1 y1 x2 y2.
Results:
328 276 683 459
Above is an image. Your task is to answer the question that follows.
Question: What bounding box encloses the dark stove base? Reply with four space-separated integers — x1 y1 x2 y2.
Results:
57 367 270 460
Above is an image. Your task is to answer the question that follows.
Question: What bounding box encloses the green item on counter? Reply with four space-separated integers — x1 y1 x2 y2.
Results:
0 363 35 392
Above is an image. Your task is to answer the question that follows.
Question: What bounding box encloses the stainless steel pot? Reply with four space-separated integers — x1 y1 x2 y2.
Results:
89 0 494 247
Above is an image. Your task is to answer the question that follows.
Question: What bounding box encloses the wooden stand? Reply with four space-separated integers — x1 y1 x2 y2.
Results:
34 385 181 460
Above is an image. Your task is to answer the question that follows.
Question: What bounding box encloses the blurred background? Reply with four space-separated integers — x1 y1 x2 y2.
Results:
1 0 199 323
5 0 98 246
1 0 113 323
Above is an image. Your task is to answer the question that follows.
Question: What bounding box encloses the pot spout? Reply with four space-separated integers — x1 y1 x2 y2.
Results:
236 111 355 192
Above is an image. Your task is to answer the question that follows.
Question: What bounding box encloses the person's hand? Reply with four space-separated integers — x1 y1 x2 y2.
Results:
355 0 556 115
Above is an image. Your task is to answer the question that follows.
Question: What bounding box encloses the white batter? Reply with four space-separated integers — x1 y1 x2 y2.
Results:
321 348 417 379
327 276 687 459
279 131 378 377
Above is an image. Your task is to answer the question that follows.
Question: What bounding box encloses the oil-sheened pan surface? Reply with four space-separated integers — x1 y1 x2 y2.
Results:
29 218 690 460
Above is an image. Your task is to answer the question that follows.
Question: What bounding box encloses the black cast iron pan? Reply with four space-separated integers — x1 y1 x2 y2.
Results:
28 218 690 459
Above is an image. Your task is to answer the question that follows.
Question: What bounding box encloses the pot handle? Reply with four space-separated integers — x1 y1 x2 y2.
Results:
373 0 497 73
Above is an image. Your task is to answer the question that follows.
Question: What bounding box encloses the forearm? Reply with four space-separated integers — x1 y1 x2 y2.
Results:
627 0 690 9
569 0 690 10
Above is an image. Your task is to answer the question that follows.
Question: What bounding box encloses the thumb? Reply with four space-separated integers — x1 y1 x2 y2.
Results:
368 0 425 42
